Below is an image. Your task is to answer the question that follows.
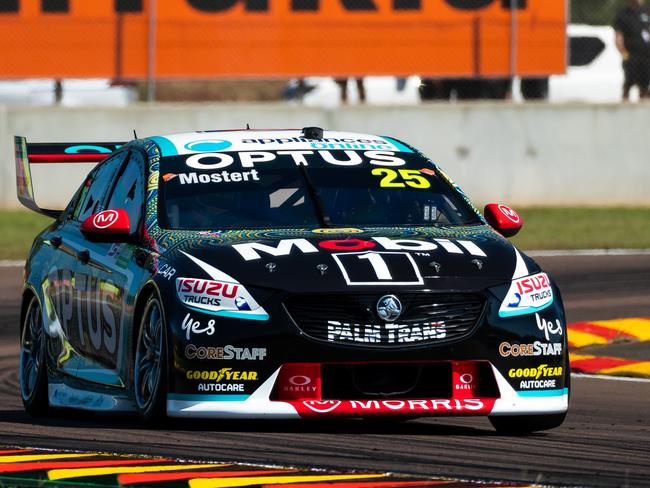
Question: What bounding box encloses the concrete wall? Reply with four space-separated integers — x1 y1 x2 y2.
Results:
1 103 649 209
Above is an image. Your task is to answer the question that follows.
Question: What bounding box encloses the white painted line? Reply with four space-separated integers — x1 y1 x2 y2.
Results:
0 260 24 268
571 373 650 383
527 249 650 257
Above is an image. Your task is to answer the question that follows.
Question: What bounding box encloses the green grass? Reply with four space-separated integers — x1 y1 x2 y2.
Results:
510 207 650 250
0 210 53 260
0 207 648 260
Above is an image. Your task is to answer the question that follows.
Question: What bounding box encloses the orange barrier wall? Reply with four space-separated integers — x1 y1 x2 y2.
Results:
0 0 566 79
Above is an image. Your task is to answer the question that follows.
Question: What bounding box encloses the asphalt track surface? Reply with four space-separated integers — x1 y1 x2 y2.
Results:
0 254 649 488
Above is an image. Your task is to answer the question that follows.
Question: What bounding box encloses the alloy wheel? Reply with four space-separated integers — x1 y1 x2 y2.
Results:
20 297 44 402
134 297 164 412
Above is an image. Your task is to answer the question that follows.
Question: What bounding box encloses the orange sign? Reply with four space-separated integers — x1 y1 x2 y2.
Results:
0 0 566 79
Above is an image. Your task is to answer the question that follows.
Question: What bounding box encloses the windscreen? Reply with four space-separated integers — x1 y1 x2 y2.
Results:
158 149 481 230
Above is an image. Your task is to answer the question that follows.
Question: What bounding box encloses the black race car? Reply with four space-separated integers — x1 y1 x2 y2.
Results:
16 128 568 433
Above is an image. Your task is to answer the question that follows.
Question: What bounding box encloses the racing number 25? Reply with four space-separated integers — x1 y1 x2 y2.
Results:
372 168 430 189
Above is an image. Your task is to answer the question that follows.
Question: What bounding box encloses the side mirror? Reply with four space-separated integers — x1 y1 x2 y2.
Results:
484 203 523 238
81 209 132 241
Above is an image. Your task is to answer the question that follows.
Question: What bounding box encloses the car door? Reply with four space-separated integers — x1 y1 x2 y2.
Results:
99 149 149 387
62 150 134 385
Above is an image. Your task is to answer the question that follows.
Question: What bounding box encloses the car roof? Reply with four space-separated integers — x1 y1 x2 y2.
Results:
145 129 413 157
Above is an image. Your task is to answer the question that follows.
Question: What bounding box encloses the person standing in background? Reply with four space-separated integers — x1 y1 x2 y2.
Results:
335 78 366 104
614 0 650 100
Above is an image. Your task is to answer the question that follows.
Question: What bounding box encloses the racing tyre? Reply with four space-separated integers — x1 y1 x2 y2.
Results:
20 295 50 416
489 412 566 435
134 294 168 422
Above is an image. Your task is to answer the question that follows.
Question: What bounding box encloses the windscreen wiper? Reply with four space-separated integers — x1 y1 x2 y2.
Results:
297 164 331 228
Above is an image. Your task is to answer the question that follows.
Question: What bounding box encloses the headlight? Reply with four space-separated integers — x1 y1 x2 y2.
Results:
176 277 268 321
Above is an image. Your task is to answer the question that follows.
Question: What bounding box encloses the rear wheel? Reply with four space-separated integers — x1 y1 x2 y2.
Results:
134 295 167 422
20 295 50 416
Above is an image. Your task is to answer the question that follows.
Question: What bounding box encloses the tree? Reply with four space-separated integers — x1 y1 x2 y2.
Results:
571 0 626 25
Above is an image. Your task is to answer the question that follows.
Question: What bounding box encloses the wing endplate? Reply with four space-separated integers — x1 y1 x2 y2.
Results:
14 136 42 214
13 136 126 218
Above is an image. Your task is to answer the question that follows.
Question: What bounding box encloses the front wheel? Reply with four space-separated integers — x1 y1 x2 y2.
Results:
489 412 566 435
134 295 167 422
20 295 50 416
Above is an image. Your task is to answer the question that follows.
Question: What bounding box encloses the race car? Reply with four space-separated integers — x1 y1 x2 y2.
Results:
16 128 569 433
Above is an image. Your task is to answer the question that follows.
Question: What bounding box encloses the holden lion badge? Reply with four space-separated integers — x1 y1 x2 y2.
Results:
376 295 403 322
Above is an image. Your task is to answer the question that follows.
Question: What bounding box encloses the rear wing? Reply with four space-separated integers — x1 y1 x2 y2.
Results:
14 136 125 218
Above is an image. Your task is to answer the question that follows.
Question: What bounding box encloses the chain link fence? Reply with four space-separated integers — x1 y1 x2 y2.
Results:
0 0 643 103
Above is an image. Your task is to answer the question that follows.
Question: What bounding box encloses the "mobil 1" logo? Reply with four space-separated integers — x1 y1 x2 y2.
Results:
332 251 423 286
